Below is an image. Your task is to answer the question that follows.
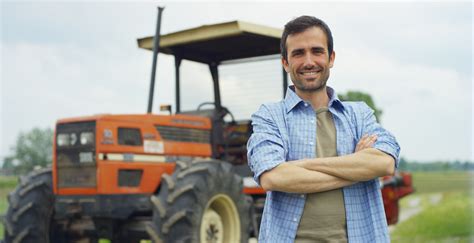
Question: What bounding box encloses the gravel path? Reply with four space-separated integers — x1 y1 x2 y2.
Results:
389 193 443 232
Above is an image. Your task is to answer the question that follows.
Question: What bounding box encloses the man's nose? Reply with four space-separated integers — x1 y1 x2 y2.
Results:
302 53 315 68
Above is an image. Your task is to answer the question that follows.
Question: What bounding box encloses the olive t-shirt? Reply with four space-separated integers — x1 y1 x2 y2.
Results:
295 107 348 243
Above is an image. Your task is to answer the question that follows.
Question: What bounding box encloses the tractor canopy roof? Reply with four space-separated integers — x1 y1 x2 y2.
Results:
137 20 282 64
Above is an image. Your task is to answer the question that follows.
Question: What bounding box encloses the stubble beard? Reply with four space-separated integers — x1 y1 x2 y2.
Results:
292 71 330 93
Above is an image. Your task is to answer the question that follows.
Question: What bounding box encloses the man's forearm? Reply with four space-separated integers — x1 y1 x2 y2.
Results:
292 148 395 181
260 163 355 193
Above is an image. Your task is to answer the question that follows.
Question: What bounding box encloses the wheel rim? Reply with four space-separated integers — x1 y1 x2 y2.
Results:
200 194 240 243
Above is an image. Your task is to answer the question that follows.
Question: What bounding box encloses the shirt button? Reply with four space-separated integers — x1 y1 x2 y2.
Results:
301 194 305 198
310 119 315 123
304 102 308 107
293 217 298 222
309 141 314 145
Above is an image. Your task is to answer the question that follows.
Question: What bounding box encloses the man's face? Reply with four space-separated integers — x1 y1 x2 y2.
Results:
282 27 335 93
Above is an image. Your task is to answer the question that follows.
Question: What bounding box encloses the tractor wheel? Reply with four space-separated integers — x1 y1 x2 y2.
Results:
146 160 252 243
3 168 65 243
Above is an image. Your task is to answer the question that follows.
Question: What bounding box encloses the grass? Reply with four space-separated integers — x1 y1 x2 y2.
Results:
0 176 17 190
391 191 474 243
398 171 473 209
0 176 18 239
391 171 474 242
409 171 473 194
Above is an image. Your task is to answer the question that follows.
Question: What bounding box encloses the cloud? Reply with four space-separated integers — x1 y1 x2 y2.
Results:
332 46 472 161
1 41 176 155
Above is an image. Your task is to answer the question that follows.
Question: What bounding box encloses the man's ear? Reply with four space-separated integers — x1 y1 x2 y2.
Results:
329 51 336 68
281 56 290 72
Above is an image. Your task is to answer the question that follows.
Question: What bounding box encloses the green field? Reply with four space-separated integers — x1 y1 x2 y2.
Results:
392 191 473 243
391 171 474 242
409 171 473 194
0 176 17 239
1 171 473 241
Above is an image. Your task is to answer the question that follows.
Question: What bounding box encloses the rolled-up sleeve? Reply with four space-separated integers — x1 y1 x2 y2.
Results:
360 103 401 168
247 105 286 186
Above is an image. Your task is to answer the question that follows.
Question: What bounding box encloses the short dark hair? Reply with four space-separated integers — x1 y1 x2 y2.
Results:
281 16 334 61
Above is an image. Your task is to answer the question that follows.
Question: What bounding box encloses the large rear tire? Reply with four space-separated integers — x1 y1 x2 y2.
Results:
146 160 251 243
3 168 65 243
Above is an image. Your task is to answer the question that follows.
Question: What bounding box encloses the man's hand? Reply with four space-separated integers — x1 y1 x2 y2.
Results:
291 134 376 167
291 133 394 182
355 134 377 152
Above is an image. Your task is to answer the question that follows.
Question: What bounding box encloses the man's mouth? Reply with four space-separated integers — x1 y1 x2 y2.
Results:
299 69 322 77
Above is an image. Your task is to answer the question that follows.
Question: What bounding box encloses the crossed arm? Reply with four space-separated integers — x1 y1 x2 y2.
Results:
259 135 396 193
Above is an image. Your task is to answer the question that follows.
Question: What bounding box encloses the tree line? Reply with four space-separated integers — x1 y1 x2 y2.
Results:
398 157 474 172
2 127 53 175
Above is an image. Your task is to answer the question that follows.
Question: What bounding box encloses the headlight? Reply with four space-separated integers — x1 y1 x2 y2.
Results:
70 133 77 145
80 132 94 145
79 152 94 163
57 134 70 146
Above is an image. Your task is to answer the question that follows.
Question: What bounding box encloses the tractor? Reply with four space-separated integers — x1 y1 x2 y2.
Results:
4 8 413 243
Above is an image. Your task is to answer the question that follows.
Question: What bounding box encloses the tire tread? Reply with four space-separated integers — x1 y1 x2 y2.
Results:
3 168 58 243
150 195 166 218
12 202 33 223
177 166 209 179
12 226 29 243
149 160 252 243
161 174 175 191
167 184 195 204
19 180 46 197
162 210 188 234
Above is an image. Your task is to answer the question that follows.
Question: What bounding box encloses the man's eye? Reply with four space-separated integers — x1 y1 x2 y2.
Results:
313 50 324 55
292 52 303 57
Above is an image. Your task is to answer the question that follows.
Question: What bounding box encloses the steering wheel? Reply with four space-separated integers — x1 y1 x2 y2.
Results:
197 102 235 123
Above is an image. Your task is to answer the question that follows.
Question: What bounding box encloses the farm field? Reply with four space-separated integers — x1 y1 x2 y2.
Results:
1 171 473 241
0 176 17 239
391 191 473 242
407 171 472 194
390 171 474 242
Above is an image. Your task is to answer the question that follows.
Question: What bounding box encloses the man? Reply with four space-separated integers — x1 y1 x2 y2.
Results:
247 16 400 243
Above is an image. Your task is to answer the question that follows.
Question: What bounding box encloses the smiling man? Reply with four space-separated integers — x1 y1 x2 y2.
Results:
247 16 400 242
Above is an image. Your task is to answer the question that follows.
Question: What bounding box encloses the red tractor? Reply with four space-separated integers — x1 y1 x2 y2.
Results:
4 9 413 243
381 172 415 225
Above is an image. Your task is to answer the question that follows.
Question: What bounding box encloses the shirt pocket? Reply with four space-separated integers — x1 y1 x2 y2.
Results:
289 127 315 159
333 114 358 155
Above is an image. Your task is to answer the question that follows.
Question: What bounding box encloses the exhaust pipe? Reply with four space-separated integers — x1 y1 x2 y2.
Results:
147 6 165 113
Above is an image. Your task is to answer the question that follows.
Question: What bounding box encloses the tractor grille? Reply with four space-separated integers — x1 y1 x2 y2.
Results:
155 125 210 143
56 121 97 188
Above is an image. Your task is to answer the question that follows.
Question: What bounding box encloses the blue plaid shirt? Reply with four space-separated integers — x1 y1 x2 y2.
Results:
247 86 400 243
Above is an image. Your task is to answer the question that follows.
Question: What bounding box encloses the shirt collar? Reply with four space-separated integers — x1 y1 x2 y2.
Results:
284 85 345 113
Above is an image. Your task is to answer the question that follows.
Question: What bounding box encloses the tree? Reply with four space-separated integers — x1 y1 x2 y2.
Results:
4 127 53 175
398 157 408 171
338 91 383 122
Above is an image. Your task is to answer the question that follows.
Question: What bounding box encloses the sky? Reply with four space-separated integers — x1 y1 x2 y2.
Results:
1 1 473 163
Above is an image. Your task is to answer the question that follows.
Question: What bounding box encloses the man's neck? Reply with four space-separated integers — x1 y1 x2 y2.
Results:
295 86 329 109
